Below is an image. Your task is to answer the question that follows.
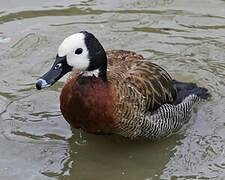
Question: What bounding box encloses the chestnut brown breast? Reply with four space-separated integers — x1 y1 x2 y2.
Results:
60 74 118 134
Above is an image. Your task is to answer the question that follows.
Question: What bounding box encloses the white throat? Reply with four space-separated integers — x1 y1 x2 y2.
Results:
81 69 100 77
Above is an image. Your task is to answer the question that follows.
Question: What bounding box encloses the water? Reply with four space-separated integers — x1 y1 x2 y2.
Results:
0 0 225 179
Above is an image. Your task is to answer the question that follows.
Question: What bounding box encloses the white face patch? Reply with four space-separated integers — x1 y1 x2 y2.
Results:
58 33 89 71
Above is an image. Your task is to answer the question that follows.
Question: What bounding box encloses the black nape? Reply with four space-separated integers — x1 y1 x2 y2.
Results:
81 31 108 82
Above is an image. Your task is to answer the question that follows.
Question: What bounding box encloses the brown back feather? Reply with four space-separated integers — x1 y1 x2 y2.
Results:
106 51 176 112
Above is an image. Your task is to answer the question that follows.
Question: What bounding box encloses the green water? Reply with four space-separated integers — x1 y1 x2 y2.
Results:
0 0 224 179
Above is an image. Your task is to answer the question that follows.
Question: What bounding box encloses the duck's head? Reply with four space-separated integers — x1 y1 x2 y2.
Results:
36 31 107 90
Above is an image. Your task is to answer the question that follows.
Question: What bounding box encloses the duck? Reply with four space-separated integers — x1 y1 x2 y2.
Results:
36 31 210 139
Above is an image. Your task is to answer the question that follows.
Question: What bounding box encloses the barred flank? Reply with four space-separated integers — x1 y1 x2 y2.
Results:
117 94 200 139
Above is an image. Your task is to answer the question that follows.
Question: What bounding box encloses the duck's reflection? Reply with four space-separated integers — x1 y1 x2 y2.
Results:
42 129 185 179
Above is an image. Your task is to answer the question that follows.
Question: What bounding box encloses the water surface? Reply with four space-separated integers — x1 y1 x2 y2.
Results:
0 0 225 179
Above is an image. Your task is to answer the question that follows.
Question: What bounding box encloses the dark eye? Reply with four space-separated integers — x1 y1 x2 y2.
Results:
54 63 62 69
75 48 83 55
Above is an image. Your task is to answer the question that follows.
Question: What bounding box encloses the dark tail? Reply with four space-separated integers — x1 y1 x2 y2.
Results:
172 80 210 105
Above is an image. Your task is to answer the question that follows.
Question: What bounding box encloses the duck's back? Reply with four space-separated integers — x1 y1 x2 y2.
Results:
107 50 177 112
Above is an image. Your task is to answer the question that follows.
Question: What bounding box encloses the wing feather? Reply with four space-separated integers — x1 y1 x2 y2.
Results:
106 51 176 112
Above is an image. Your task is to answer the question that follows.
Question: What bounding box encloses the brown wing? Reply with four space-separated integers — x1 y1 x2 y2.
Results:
106 50 144 67
108 58 177 112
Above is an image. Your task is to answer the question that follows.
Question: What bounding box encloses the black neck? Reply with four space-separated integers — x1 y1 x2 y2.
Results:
98 60 107 82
